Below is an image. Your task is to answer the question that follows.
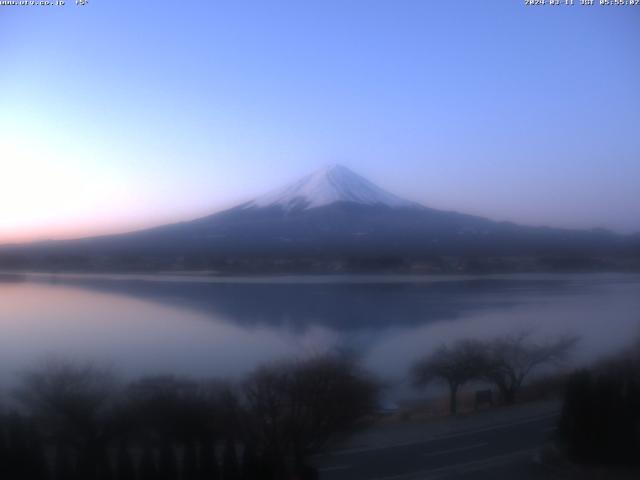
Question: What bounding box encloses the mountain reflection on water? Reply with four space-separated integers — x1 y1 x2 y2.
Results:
1 273 639 398
26 274 570 330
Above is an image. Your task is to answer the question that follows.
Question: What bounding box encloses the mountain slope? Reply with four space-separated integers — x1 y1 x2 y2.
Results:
1 165 638 272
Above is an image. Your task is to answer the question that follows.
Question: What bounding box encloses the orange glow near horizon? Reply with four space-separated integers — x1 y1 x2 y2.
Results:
1 222 141 245
0 140 131 243
0 137 218 245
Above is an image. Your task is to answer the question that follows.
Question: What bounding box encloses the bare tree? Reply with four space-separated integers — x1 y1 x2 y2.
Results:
242 354 379 477
482 332 578 404
119 375 231 446
15 359 117 479
411 339 486 415
15 359 116 441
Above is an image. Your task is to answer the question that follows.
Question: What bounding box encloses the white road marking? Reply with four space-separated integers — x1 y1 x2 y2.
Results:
320 412 558 457
318 465 351 472
422 442 487 457
370 447 539 480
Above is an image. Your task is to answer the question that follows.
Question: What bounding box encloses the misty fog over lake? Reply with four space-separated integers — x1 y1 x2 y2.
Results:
1 273 639 398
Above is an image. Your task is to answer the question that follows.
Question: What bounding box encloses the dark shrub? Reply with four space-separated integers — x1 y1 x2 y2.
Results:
558 360 640 466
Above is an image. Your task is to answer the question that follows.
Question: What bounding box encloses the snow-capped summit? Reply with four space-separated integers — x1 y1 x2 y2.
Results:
242 164 419 211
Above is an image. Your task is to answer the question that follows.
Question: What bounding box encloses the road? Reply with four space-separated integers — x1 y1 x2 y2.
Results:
316 409 558 480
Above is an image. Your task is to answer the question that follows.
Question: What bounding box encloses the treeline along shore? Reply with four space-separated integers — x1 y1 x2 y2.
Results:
1 252 640 274
0 354 378 480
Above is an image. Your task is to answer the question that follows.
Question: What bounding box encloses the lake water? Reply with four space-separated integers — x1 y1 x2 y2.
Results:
1 272 639 398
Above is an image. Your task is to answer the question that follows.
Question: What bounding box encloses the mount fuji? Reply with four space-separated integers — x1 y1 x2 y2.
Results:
1 165 637 272
241 164 418 211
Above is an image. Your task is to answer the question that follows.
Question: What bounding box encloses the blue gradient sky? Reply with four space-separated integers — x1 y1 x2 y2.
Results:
1 0 639 242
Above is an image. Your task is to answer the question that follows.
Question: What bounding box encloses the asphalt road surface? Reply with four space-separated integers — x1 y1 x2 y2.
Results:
317 411 558 480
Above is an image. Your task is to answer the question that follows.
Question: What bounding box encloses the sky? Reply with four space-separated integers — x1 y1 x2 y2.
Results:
1 0 639 243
